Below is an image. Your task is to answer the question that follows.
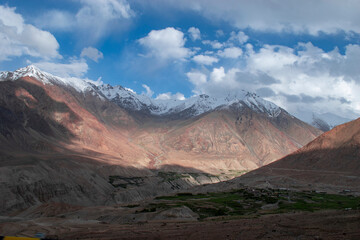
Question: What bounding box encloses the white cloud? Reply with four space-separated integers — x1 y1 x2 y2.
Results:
0 5 23 33
35 10 74 31
186 71 207 86
229 31 248 44
247 45 298 73
218 47 243 58
186 42 360 119
79 0 133 19
33 60 88 78
186 67 246 97
21 25 60 58
81 47 104 62
148 0 360 35
188 27 201 41
192 54 219 65
138 27 192 60
156 92 185 100
0 5 60 61
202 40 223 49
142 84 154 97
210 67 226 83
36 0 134 42
175 93 186 100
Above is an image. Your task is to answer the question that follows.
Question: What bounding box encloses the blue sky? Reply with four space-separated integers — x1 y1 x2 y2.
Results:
1 0 360 121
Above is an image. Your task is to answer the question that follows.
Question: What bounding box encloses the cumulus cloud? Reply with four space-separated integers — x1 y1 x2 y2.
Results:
156 92 185 100
202 40 223 49
228 31 249 44
186 41 360 119
218 47 243 58
186 71 207 86
0 5 23 32
138 27 192 60
142 84 154 97
192 54 219 65
188 27 201 41
210 67 226 83
244 42 360 117
80 47 104 62
187 67 249 97
148 0 360 35
0 5 60 61
33 60 88 78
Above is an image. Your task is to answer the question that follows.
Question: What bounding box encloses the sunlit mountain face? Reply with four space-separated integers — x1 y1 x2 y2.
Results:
237 117 360 194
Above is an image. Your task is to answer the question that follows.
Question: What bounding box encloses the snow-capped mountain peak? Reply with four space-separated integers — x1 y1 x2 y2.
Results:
242 92 282 117
0 65 94 92
97 83 282 118
0 65 52 83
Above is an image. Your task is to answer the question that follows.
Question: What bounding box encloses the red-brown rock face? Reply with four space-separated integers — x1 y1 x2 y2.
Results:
132 106 321 173
237 118 360 192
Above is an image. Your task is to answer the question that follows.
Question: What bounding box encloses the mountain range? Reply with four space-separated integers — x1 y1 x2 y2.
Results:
0 65 322 213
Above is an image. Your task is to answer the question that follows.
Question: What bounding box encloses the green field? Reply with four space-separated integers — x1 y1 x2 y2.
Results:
138 188 360 220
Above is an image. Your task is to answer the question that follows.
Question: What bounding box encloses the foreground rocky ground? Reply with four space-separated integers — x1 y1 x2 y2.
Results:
1 209 360 239
53 210 360 240
1 188 360 239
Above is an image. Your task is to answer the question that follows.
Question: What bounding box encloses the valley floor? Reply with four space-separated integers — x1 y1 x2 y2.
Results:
1 210 360 240
1 188 360 240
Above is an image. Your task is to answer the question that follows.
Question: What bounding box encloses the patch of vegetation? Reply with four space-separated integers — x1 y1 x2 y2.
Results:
155 192 208 200
278 192 360 212
146 188 360 220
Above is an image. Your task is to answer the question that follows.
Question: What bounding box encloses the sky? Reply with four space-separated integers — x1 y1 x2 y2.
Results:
1 0 360 122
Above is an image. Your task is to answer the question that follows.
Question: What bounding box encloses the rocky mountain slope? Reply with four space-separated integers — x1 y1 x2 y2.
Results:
0 65 322 214
234 117 360 193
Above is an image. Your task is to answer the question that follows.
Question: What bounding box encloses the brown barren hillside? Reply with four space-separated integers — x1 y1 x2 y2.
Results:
133 105 322 173
237 117 360 193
